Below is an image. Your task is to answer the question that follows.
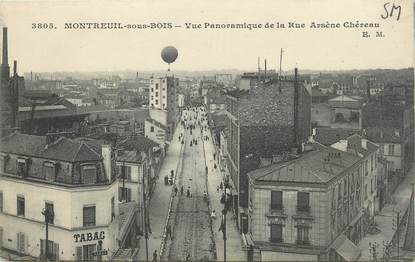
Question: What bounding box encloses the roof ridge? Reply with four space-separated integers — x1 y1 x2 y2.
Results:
82 141 102 156
72 141 85 162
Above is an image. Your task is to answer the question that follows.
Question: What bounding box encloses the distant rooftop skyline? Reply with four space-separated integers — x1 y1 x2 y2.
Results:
0 0 413 73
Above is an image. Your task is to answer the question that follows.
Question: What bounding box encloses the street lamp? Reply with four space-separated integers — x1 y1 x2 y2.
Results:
41 207 54 261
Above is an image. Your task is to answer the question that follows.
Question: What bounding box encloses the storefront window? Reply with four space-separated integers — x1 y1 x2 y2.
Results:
83 244 96 261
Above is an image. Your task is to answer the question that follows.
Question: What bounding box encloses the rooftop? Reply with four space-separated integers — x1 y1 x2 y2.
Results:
118 134 159 154
249 143 361 185
0 132 103 162
314 128 360 146
365 127 402 143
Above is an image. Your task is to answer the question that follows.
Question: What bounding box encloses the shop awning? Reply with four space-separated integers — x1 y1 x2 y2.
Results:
330 234 361 262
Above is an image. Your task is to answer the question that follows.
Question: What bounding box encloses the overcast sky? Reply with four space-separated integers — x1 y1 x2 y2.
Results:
0 0 413 73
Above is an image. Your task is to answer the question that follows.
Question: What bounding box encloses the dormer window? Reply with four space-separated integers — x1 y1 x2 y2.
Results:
17 158 29 177
43 162 56 182
81 164 97 184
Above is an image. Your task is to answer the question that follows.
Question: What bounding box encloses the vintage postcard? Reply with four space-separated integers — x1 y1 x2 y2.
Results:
0 0 414 261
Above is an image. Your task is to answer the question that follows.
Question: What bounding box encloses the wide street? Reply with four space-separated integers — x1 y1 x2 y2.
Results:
164 108 216 261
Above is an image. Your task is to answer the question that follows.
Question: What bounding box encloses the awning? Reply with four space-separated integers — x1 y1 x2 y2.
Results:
330 234 361 262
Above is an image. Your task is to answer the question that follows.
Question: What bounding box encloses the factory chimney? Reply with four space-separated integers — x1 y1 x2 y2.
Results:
264 59 267 79
1 27 10 82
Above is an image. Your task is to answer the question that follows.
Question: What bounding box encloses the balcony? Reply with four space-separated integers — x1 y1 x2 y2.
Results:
296 239 311 246
266 205 287 218
293 206 313 220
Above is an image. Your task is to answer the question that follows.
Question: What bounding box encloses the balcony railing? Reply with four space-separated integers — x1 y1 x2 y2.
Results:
297 205 311 213
270 204 284 212
296 239 311 245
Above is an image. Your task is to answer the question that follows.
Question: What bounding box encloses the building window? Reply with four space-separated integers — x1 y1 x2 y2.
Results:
83 206 96 227
17 159 28 177
270 191 283 210
155 99 158 105
0 191 3 212
297 192 310 212
296 226 310 245
270 224 283 243
40 239 59 260
17 196 25 216
155 92 159 97
119 165 132 181
151 88 154 92
17 232 25 252
45 202 55 224
43 162 55 182
365 185 368 200
150 126 154 132
119 187 132 202
82 244 96 260
371 155 374 171
388 144 395 156
81 165 97 184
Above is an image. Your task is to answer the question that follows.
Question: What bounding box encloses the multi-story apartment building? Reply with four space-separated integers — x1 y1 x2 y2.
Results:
0 132 138 260
247 143 364 261
225 69 311 231
146 76 178 144
115 135 162 233
331 134 382 221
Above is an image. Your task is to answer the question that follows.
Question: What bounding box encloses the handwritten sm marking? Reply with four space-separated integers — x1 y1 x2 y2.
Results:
381 2 401 21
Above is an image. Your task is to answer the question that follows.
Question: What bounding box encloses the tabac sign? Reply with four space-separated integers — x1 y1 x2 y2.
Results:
74 231 105 243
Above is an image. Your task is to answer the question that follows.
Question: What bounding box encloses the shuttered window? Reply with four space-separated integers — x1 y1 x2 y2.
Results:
83 244 96 260
17 232 25 252
40 239 59 260
119 187 131 202
76 247 82 261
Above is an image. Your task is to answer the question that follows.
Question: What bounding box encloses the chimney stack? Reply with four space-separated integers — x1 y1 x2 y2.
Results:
102 144 112 181
13 60 17 76
2 27 8 66
30 71 33 81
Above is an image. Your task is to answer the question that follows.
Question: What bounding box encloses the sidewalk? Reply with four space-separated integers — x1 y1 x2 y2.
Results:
358 168 415 261
203 127 246 261
136 124 184 261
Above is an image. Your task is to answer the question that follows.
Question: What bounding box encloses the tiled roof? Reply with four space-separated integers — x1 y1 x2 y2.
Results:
248 143 361 185
314 128 360 146
0 132 102 162
118 134 159 154
330 134 379 158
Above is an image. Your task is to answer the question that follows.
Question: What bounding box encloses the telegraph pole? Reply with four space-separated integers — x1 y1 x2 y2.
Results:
222 188 228 262
396 211 400 258
122 161 126 203
143 165 149 262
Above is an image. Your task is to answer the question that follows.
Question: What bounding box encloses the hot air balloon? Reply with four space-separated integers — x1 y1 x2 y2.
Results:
161 46 178 71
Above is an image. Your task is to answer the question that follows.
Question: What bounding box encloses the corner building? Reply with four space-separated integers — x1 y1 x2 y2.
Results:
0 133 121 260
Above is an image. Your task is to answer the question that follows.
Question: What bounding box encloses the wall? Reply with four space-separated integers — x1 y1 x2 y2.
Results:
0 177 119 260
250 184 329 247
144 120 166 146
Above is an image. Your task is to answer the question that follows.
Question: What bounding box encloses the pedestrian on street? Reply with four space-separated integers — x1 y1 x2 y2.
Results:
185 253 191 261
153 250 158 261
174 185 178 196
220 182 223 190
187 187 191 197
181 185 184 195
217 185 220 193
213 153 216 160
166 224 172 240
